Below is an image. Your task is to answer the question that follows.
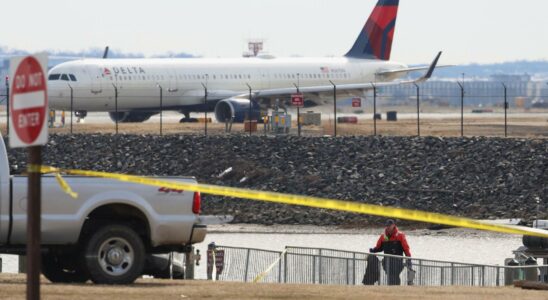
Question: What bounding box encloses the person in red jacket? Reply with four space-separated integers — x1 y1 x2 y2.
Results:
369 219 412 285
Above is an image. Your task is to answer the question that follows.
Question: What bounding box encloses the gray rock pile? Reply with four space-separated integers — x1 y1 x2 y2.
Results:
5 134 547 226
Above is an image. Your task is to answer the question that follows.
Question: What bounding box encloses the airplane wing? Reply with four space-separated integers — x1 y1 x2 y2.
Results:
249 52 443 100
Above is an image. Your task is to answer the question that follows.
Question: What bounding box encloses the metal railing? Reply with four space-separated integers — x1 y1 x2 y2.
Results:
213 245 548 286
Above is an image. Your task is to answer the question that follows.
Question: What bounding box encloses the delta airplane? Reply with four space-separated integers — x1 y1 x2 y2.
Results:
47 0 443 123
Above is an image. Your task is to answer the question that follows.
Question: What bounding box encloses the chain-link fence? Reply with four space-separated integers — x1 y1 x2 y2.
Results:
0 83 546 138
213 245 548 286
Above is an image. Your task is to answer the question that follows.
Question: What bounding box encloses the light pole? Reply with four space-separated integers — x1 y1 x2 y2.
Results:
329 80 337 137
68 83 73 134
157 83 163 136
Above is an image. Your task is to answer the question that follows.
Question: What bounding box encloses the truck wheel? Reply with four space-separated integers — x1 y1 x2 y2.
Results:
42 253 89 283
83 224 145 284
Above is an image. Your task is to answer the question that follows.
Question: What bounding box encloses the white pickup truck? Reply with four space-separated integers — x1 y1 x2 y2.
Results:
0 136 206 284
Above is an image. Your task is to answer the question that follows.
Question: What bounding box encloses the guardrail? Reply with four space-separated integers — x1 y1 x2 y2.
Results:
213 245 548 286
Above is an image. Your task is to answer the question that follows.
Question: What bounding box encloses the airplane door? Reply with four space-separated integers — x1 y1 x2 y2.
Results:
86 66 103 94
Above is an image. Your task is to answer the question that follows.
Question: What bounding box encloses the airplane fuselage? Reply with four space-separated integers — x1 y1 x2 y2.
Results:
47 57 406 112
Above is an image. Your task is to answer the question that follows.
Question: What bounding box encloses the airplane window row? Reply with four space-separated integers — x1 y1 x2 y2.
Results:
105 72 349 83
48 74 77 81
273 73 349 80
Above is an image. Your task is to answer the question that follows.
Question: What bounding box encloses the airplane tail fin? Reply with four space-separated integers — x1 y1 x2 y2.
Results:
345 0 400 60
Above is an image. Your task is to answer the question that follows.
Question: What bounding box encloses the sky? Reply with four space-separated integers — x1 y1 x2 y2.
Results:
0 0 546 65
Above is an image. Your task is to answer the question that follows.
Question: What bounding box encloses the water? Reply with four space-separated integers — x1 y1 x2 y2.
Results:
0 227 524 280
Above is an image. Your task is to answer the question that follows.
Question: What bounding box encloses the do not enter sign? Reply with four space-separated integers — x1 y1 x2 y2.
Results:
9 54 48 148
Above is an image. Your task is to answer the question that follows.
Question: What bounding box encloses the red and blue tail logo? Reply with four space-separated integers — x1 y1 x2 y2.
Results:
345 0 399 60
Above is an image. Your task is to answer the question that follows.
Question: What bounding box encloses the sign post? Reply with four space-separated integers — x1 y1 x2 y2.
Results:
291 93 304 137
9 53 48 300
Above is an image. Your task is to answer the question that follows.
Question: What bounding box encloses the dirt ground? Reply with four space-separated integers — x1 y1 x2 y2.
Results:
0 274 545 300
1 115 544 138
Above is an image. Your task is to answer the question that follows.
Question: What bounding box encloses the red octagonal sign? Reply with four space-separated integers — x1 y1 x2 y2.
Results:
9 54 48 148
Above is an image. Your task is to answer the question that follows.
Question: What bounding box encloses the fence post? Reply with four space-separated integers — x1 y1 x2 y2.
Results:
346 258 350 285
419 260 423 285
312 254 316 284
471 266 475 286
372 83 377 136
457 82 464 137
157 84 163 136
414 83 420 136
318 249 323 284
284 251 288 283
201 83 208 137
293 83 301 137
352 253 356 285
112 83 118 135
502 83 508 137
440 266 445 285
278 251 282 283
68 84 73 134
329 80 337 137
451 263 455 285
496 266 500 286
246 83 252 136
481 266 485 287
244 248 251 282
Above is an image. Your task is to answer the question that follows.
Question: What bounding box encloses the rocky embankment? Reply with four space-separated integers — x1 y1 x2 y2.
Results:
5 134 547 226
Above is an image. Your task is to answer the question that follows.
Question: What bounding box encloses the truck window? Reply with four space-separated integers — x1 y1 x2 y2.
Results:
48 74 61 80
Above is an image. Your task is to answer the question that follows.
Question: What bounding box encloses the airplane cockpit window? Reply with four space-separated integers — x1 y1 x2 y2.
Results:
60 74 69 81
69 74 77 81
48 74 61 80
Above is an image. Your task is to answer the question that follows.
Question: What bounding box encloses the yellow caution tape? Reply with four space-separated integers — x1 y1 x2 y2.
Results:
28 164 548 238
54 173 79 199
253 249 287 283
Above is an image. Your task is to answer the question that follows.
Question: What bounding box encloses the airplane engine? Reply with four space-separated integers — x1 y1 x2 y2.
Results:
214 98 261 123
109 111 157 123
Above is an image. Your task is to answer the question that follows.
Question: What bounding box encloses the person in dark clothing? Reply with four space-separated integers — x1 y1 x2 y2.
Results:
369 219 412 285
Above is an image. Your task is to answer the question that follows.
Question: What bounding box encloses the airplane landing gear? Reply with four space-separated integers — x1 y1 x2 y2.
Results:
75 110 87 123
179 111 198 123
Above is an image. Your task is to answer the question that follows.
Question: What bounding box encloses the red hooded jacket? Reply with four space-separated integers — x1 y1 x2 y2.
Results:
371 226 411 257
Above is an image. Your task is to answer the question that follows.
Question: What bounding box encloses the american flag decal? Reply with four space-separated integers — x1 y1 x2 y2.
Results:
103 68 111 76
